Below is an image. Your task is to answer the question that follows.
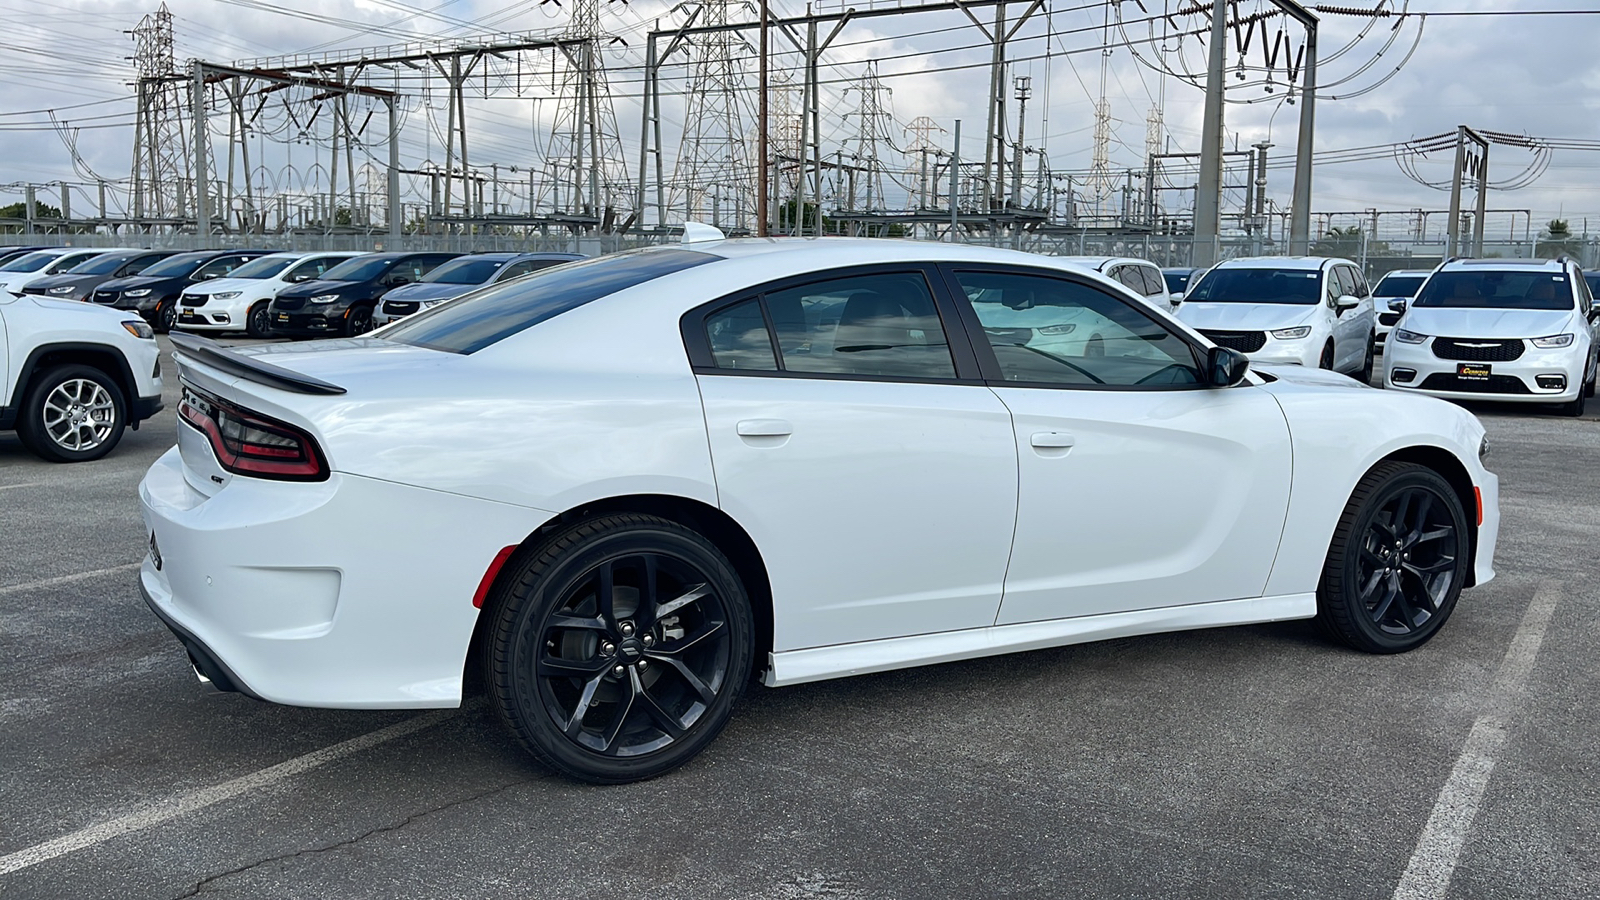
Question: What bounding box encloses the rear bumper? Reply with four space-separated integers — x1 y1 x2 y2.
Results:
139 573 261 698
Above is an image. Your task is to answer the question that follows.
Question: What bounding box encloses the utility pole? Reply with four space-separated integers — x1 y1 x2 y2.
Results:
1011 75 1031 209
757 0 770 235
1446 125 1490 258
1194 0 1228 266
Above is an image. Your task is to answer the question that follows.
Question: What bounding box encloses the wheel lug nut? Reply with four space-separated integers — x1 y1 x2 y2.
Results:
642 634 653 646
637 660 648 670
613 665 625 675
601 642 615 656
621 622 634 636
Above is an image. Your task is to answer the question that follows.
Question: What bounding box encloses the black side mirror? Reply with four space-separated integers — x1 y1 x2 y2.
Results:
1207 346 1250 387
1388 299 1408 313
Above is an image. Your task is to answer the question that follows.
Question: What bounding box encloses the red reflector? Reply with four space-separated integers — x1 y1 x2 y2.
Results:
473 545 519 609
1474 486 1483 527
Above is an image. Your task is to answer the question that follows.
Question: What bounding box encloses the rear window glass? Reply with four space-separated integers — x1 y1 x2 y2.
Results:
1413 270 1573 311
382 248 719 354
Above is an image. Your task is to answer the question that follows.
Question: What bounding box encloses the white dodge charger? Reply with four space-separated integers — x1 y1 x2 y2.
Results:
139 237 1499 783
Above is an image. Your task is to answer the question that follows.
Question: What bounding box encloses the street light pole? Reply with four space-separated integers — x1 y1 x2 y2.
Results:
757 0 770 236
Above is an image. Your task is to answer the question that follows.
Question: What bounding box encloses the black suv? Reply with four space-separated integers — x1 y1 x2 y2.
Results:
269 252 460 338
22 249 181 303
93 249 273 333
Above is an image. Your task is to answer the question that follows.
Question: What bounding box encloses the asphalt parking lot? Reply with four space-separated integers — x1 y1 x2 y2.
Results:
1 336 1596 899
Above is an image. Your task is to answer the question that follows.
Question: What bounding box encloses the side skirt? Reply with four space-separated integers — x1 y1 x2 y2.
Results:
765 593 1317 687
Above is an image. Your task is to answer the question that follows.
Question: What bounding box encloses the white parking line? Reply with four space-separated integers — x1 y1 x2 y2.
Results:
1391 580 1562 900
0 482 46 492
0 710 455 877
0 563 142 597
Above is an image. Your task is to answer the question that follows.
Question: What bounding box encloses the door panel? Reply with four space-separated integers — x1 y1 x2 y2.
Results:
698 375 1019 651
990 386 1293 624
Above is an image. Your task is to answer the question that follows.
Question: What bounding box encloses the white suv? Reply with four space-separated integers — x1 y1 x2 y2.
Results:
1060 257 1178 313
1 285 164 461
1385 257 1600 417
1177 256 1377 380
176 252 364 337
0 248 112 297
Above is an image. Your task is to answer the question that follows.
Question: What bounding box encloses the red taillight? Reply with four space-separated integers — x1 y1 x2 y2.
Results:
473 545 520 609
179 384 328 481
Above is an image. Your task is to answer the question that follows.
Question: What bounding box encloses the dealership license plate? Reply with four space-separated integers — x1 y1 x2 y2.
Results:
1457 363 1492 381
182 308 195 316
277 313 289 322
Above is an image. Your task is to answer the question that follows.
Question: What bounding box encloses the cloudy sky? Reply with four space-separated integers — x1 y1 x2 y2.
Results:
2 0 1597 240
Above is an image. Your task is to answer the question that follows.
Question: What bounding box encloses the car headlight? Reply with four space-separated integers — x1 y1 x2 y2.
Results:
310 294 341 304
121 320 155 339
1037 323 1077 335
422 298 446 308
1270 326 1313 340
212 291 241 300
47 286 74 294
1393 329 1428 344
1530 333 1574 348
124 289 151 298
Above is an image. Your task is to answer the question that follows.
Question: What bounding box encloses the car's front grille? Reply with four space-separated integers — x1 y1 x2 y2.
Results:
274 296 306 311
1432 337 1524 362
92 291 117 304
1378 312 1401 326
1419 373 1531 394
181 292 208 308
383 300 420 316
1200 330 1267 353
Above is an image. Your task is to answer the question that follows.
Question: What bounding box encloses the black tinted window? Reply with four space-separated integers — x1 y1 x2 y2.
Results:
384 248 718 354
1374 274 1425 298
321 256 397 282
70 253 140 275
422 257 504 284
1413 270 1574 311
1186 268 1321 305
706 299 777 370
762 272 956 379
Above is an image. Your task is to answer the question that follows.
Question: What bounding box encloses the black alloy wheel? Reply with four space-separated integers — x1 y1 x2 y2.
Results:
246 302 272 338
1316 462 1467 653
155 300 178 334
485 514 753 783
345 305 374 337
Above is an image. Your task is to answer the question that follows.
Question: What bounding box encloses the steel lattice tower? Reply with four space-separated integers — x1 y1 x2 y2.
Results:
542 0 629 219
844 62 893 213
128 3 191 221
672 0 758 230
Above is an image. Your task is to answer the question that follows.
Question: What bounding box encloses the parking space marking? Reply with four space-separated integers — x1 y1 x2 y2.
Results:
0 482 46 492
0 709 455 877
1391 580 1562 900
0 563 141 597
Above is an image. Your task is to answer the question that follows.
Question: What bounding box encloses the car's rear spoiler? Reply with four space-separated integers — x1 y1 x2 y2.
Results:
169 333 347 396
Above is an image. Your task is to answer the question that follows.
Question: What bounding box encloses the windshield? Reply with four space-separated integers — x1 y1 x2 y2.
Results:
1162 270 1196 293
421 257 508 285
319 256 396 282
383 248 719 354
1585 272 1600 297
138 253 210 278
66 252 141 275
1184 267 1321 305
0 251 64 273
1412 270 1573 311
227 256 297 280
1373 274 1425 298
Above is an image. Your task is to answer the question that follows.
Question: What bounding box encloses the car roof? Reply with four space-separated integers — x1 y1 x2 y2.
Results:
1376 269 1430 277
692 237 1118 270
1056 256 1154 269
1213 256 1341 271
1439 257 1567 272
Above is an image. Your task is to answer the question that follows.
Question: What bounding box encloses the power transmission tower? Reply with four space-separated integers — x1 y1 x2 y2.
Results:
673 0 759 231
128 3 191 223
904 116 946 210
544 0 629 223
844 61 893 214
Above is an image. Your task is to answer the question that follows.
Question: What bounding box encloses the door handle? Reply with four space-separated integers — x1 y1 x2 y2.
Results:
1030 432 1075 449
737 419 793 438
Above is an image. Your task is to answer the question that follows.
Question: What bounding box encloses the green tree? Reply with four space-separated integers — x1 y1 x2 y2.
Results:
1311 225 1389 260
0 200 65 232
1536 219 1582 259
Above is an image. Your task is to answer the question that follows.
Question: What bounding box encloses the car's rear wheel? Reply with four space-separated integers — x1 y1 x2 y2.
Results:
16 365 127 463
1316 462 1468 653
484 514 754 783
246 302 272 338
344 305 374 337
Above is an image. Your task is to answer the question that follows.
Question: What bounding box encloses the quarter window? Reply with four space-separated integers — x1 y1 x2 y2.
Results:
706 299 778 371
956 270 1203 387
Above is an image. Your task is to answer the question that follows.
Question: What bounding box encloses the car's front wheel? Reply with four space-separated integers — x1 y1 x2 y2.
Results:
1316 461 1468 653
246 302 272 338
344 305 374 336
484 514 754 783
154 299 178 334
1358 334 1376 383
16 365 127 463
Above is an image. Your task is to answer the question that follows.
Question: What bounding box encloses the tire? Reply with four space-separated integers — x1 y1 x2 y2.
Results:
1560 389 1586 418
344 305 374 337
484 513 754 784
246 302 272 338
1358 335 1376 384
16 364 127 463
154 299 178 334
1584 361 1596 399
1319 342 1335 370
1315 461 1468 654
